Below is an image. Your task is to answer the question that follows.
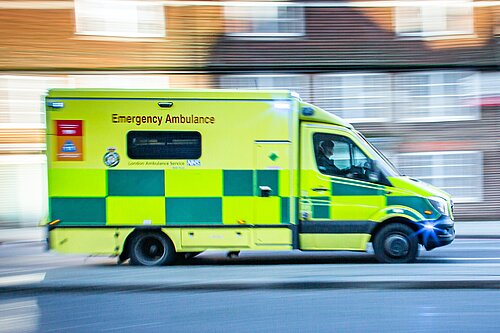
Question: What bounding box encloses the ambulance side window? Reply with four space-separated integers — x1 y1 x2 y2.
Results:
127 131 201 159
313 133 373 182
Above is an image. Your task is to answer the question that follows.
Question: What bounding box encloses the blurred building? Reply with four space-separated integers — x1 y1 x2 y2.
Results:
0 0 498 226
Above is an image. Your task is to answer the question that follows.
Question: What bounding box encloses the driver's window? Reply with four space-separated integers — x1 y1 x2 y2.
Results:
333 141 350 169
313 132 372 182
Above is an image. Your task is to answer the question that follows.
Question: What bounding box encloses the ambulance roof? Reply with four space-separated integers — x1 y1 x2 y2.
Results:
47 88 352 129
46 88 297 101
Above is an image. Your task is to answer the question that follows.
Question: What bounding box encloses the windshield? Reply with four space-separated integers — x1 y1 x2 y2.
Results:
354 131 402 177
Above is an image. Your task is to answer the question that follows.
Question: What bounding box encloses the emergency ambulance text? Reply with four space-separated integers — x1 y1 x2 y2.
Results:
112 114 163 126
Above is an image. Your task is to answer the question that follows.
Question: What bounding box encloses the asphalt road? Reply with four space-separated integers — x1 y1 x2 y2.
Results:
1 289 500 333
1 239 500 332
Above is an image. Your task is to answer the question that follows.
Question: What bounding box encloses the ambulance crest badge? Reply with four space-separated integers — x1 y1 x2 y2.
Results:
103 147 120 167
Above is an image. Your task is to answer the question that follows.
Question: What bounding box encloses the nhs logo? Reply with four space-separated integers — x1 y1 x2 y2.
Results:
187 159 201 167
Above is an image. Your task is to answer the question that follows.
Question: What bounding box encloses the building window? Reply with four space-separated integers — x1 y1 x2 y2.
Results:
481 72 500 98
366 137 399 167
395 0 473 37
0 155 47 227
68 75 169 89
74 0 166 38
397 151 483 203
127 131 202 160
220 74 310 100
0 76 68 129
479 72 500 106
225 4 304 38
394 71 479 122
312 73 391 123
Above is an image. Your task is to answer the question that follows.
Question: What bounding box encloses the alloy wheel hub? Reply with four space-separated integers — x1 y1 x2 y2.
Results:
384 234 409 257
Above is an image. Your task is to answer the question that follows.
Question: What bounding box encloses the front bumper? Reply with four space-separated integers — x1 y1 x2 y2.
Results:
418 215 455 251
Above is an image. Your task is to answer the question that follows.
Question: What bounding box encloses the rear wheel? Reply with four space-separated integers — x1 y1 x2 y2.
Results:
129 232 176 266
373 223 418 263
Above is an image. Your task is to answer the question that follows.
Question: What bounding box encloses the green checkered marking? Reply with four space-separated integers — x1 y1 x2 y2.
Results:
166 197 222 224
257 170 279 197
312 197 330 219
387 196 438 218
108 170 164 196
223 170 253 196
49 169 291 226
281 197 290 224
331 182 382 196
50 198 106 225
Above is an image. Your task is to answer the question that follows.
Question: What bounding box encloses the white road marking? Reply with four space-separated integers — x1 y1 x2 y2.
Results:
424 257 500 261
0 273 45 287
0 299 39 333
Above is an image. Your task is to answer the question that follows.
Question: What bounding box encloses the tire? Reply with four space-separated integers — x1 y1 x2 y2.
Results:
373 223 419 263
129 232 176 266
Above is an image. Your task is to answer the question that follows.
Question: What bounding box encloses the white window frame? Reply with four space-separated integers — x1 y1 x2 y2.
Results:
74 0 166 38
224 3 305 39
0 74 170 130
397 150 483 203
480 72 500 98
394 0 474 38
312 73 392 123
67 74 169 89
219 74 310 100
394 71 480 122
0 154 48 227
0 75 69 129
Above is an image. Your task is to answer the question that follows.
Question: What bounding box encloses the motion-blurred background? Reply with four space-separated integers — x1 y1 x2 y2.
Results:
0 0 498 228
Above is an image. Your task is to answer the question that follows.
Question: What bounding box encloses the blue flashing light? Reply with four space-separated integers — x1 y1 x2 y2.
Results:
424 223 435 230
302 107 314 116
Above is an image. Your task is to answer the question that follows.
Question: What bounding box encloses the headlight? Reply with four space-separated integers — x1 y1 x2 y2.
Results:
428 196 449 216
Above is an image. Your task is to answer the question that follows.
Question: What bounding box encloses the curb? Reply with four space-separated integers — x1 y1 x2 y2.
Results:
0 240 46 246
3 280 500 293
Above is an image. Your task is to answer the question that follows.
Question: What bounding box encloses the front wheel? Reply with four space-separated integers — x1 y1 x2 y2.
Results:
373 224 419 263
129 232 176 266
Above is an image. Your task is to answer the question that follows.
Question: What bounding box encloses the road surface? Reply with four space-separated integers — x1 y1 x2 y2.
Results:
1 239 500 332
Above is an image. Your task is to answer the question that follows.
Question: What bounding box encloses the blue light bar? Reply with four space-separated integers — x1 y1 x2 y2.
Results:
48 102 64 108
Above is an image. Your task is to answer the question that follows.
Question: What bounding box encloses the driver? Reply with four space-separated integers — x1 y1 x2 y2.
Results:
316 140 348 176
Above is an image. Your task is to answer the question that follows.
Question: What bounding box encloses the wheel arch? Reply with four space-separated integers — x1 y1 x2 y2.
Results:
119 227 172 262
370 217 421 244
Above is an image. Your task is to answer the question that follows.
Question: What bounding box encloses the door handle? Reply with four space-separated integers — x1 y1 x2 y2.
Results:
312 187 328 192
259 186 272 197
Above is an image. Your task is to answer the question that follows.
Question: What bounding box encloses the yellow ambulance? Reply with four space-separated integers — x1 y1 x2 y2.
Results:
45 89 455 265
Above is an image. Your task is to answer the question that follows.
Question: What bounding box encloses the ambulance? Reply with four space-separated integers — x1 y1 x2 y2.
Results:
45 89 455 265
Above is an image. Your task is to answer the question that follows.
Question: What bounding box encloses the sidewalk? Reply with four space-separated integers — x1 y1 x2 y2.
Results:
0 227 46 244
0 221 499 244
